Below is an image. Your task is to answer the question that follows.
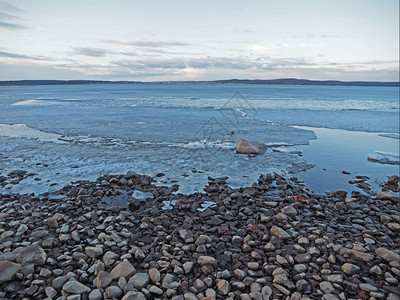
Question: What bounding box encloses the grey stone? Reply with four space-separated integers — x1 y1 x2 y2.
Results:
85 246 103 258
121 291 146 300
197 256 217 266
62 280 91 294
15 244 47 266
216 279 230 295
89 289 102 300
149 268 160 283
110 259 136 279
105 286 122 298
129 272 149 289
341 263 360 275
375 247 400 262
0 261 20 284
270 226 291 239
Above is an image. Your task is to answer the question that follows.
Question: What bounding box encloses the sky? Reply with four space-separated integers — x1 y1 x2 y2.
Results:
0 0 398 81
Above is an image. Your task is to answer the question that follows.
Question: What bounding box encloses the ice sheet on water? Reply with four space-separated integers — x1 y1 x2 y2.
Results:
367 151 400 165
197 201 216 212
272 147 302 155
0 124 64 143
379 133 400 140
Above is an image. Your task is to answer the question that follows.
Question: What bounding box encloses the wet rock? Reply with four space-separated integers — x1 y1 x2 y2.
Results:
236 139 267 155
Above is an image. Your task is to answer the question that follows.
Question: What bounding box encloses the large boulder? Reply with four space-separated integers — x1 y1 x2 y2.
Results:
236 139 267 155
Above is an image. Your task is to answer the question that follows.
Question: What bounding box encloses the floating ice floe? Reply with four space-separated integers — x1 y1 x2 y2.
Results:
197 201 217 212
0 123 64 143
161 200 177 210
367 151 400 165
379 133 400 140
273 147 302 155
132 190 154 200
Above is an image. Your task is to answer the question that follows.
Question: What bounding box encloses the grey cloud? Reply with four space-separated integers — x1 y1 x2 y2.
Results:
0 9 28 30
101 40 190 48
73 47 111 57
0 50 30 58
0 2 23 12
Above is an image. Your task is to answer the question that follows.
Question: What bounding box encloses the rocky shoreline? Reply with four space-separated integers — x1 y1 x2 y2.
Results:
0 172 399 300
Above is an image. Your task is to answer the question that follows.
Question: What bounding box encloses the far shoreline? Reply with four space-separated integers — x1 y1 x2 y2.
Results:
0 78 399 87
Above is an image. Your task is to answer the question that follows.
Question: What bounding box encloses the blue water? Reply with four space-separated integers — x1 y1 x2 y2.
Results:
0 84 398 195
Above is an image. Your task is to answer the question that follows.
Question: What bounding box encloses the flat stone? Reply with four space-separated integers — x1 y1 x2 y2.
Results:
183 262 193 274
281 205 297 216
121 291 146 300
45 286 57 298
375 247 400 262
110 259 136 279
129 272 149 289
149 285 163 295
96 270 113 288
105 286 122 298
89 289 103 300
85 246 103 258
359 283 378 292
0 261 21 284
320 281 335 294
149 268 160 283
62 280 91 294
270 226 291 240
197 256 217 266
341 263 360 275
217 279 230 295
351 249 374 262
377 191 400 202
15 244 47 266
294 253 311 263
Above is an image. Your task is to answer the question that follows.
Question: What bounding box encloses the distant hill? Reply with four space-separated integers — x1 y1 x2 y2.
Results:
0 78 398 87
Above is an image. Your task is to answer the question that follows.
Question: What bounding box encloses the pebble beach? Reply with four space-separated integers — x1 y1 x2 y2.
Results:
1 171 399 300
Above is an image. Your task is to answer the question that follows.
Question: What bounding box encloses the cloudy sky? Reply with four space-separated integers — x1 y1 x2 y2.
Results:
0 0 398 81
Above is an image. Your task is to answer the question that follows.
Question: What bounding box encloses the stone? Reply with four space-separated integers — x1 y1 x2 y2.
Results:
320 281 335 294
183 262 193 274
0 261 20 284
375 247 400 262
217 279 230 295
281 205 297 216
296 279 309 291
110 259 136 279
359 283 378 292
89 289 102 300
45 286 57 298
121 291 146 300
236 139 267 155
351 249 374 262
85 246 103 258
294 253 311 263
270 226 291 239
341 263 360 275
129 272 149 289
377 191 400 202
149 268 161 283
105 286 122 298
149 285 163 295
62 280 91 294
96 270 113 288
197 256 217 266
15 244 47 266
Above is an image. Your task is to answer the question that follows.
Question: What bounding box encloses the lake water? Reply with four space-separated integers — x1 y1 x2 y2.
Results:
0 83 398 195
